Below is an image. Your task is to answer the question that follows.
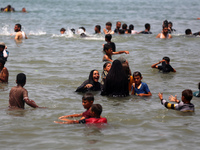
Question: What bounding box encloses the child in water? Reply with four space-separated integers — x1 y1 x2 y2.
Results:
131 71 152 97
58 93 94 121
158 89 195 112
102 43 129 62
55 104 107 124
101 62 111 85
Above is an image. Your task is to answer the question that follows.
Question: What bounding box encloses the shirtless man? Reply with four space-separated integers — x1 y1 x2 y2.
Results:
0 59 8 83
9 73 40 109
103 22 114 35
14 24 28 40
156 25 172 39
114 21 121 34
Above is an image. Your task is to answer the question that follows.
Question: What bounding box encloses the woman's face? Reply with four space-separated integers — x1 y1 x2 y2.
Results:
93 70 99 82
105 63 111 72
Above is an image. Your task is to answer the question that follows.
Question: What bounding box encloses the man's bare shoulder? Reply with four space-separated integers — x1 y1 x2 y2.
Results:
11 86 27 92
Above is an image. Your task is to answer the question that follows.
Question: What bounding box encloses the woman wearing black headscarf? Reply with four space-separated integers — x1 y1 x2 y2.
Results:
101 60 129 97
75 70 101 93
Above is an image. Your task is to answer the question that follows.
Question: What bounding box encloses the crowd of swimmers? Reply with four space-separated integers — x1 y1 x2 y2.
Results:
60 20 200 38
1 17 200 125
1 5 27 12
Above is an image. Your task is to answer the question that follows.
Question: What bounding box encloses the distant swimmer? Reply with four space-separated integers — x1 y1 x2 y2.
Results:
94 25 101 34
185 29 200 36
9 73 43 109
21 7 27 12
0 58 9 83
14 24 28 40
128 24 138 34
138 23 152 34
1 5 15 12
151 56 176 73
78 27 87 37
168 21 176 33
114 21 121 34
156 25 172 39
60 28 66 34
103 22 114 35
122 23 129 34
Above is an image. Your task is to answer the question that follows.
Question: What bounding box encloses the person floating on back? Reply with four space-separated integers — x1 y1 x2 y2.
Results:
131 71 152 97
102 43 129 62
9 73 42 109
151 56 176 73
59 93 94 121
54 104 107 124
158 89 195 112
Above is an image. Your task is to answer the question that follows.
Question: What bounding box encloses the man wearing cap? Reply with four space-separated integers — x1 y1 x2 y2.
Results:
0 42 9 61
0 58 8 83
14 24 28 40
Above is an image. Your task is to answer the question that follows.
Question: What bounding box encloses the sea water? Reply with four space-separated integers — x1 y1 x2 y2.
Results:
0 0 200 150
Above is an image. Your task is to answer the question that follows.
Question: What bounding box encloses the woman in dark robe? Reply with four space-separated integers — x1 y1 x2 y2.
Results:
101 60 129 97
75 70 101 93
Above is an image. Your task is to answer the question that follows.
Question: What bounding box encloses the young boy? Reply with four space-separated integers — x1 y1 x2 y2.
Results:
131 71 152 97
9 73 40 109
54 104 107 124
103 22 114 35
104 34 116 52
0 58 9 83
158 89 195 112
60 28 66 34
102 44 129 62
58 93 94 121
151 56 176 73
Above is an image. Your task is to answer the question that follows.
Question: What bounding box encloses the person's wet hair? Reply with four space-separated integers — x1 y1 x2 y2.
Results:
95 25 101 32
16 73 26 85
168 21 173 26
129 24 134 30
106 22 112 26
122 24 127 30
163 56 170 63
105 34 112 41
79 27 86 32
182 89 193 101
103 43 111 52
60 28 66 32
133 71 142 78
82 92 94 102
163 20 168 27
15 24 21 30
185 29 192 35
145 23 150 29
91 104 102 116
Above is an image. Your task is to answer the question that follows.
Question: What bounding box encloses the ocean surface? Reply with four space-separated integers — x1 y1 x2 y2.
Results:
0 0 200 150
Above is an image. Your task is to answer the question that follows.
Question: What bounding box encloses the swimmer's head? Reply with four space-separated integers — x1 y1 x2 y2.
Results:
133 71 143 85
122 23 127 30
162 56 170 64
182 89 193 103
22 8 26 12
145 23 150 30
105 34 112 42
116 21 121 29
14 24 21 32
0 42 6 51
103 43 112 53
103 62 111 72
90 104 102 117
82 93 94 109
16 73 26 86
162 25 168 34
168 21 173 28
163 20 168 27
95 25 101 33
106 22 112 30
60 28 66 34
129 24 134 30
185 29 192 35
71 28 75 34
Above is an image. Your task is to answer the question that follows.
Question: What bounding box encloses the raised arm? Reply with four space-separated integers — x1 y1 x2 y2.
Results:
59 113 83 120
112 51 129 55
151 60 164 68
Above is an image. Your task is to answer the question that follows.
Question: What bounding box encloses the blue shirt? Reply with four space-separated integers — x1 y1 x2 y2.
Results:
133 82 150 95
